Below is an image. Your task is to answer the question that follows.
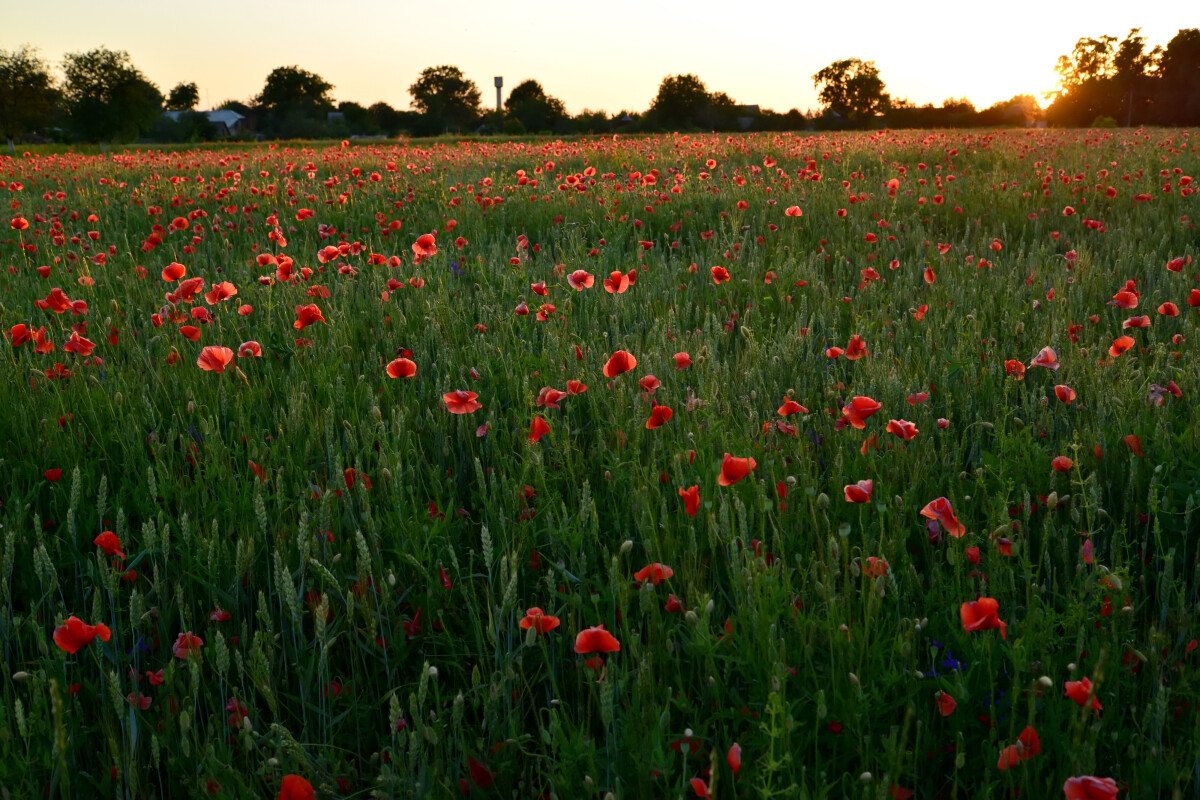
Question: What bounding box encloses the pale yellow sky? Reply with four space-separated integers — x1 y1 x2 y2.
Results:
3 0 1192 116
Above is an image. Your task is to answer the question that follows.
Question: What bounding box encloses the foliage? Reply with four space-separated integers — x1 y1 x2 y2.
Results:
504 79 567 133
61 47 163 142
812 58 890 127
166 82 200 112
0 46 60 142
408 65 482 135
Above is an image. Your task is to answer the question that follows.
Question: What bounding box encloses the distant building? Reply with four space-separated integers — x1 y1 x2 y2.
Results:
162 109 245 136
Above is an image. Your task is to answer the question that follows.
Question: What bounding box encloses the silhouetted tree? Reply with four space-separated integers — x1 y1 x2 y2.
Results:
1156 29 1200 124
256 66 333 117
166 82 200 111
1046 30 1160 126
62 47 163 142
505 79 567 132
812 59 889 127
408 66 482 135
647 74 711 129
0 46 60 144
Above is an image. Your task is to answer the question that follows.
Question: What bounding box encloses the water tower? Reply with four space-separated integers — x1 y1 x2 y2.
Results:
494 77 503 112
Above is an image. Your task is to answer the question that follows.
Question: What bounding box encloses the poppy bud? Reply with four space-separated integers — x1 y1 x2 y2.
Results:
859 772 872 783
817 493 830 511
1013 417 1023 428
380 468 392 483
620 540 633 555
12 671 29 682
114 392 123 405
1039 676 1053 688
371 407 382 421
604 470 612 481
1046 492 1059 510
685 610 699 625
187 401 195 414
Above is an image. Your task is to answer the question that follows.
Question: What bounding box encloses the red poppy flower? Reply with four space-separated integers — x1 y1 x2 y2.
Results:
1054 384 1076 404
93 531 125 559
1005 360 1026 380
468 757 494 789
1052 456 1074 472
1064 677 1103 711
530 280 547 296
907 392 929 406
567 269 594 290
1030 346 1060 370
574 625 621 653
674 352 692 369
921 497 966 537
690 778 710 799
634 563 674 585
529 416 551 442
885 419 919 441
1108 335 1134 357
53 616 112 654
444 390 482 414
825 346 845 359
1112 290 1138 309
728 742 742 774
960 597 1006 639
602 269 636 294
844 335 868 360
924 265 936 284
1158 302 1180 317
602 350 637 377
646 404 673 429
936 691 956 716
844 479 873 503
161 262 186 281
778 398 808 416
278 774 315 800
566 380 587 395
1123 434 1142 455
842 396 882 429
293 304 326 330
1122 315 1150 329
9 323 31 347
385 357 416 378
519 607 561 634
173 631 204 659
63 331 96 356
1062 776 1118 800
784 205 802 217
179 325 201 342
679 485 700 517
204 281 237 305
711 266 730 284
197 346 234 373
536 386 567 408
718 453 757 486
412 233 437 260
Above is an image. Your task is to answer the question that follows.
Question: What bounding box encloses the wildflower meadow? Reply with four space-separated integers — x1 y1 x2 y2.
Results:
1 128 1198 799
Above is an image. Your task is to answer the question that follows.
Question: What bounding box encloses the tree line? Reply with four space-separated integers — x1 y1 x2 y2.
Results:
1 28 1197 146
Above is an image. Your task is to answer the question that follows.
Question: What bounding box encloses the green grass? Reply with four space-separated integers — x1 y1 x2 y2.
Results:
0 128 1198 799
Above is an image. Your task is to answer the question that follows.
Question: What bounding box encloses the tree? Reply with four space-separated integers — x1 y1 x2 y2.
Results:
1157 29 1200 124
647 74 711 129
166 82 200 111
408 66 482 135
505 79 567 132
255 66 334 114
1048 30 1162 126
0 46 60 145
812 59 890 127
62 47 163 142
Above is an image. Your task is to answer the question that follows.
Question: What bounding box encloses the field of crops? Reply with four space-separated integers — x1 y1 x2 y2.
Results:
1 128 1198 799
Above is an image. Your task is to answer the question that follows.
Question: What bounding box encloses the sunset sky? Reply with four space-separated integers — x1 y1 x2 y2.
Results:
3 0 1192 116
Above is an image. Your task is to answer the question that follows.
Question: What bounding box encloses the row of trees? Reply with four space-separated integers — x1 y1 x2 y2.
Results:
3 30 1199 145
1046 28 1200 126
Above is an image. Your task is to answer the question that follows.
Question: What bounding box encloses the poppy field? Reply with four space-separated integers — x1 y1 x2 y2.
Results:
2 128 1199 799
